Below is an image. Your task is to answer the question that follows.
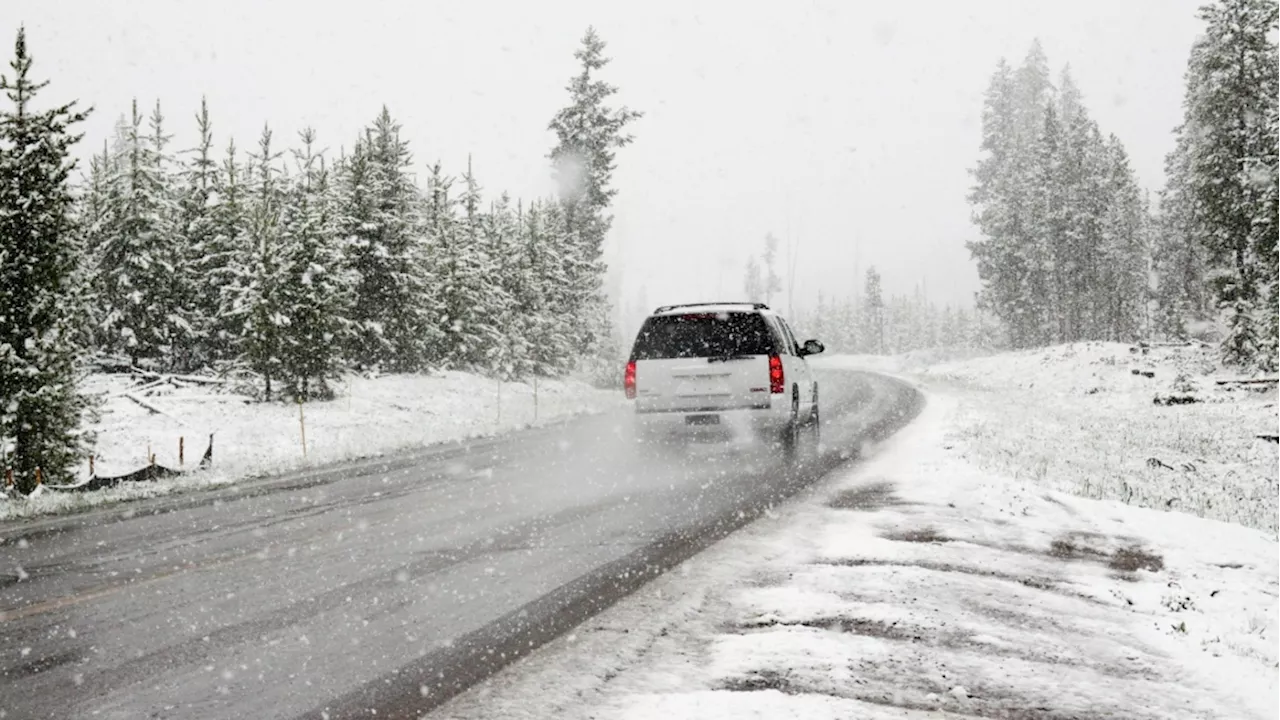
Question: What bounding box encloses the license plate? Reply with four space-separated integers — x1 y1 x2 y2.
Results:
686 414 720 426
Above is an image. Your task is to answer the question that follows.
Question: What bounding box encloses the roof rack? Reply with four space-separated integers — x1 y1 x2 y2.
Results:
653 301 770 314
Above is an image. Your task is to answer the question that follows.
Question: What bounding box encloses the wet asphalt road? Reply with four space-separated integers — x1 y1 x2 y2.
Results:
0 369 921 720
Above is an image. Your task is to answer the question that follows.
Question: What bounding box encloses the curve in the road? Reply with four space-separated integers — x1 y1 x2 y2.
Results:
304 371 924 720
0 370 923 720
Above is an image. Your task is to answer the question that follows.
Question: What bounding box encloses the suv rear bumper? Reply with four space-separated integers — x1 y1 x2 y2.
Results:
632 403 790 443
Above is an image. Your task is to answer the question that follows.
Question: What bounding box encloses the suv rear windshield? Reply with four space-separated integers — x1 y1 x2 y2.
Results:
630 312 777 360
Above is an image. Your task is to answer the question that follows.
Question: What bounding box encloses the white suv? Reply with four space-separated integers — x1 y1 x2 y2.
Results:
624 302 824 453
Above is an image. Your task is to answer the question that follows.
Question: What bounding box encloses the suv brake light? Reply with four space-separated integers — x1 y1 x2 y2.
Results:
624 360 637 399
768 355 784 394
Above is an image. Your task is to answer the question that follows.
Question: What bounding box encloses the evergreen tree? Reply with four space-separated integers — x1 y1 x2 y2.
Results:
1096 137 1150 341
177 98 222 369
762 233 782 305
227 125 286 398
1174 0 1278 369
1055 69 1108 341
863 267 885 354
969 42 1152 350
424 160 486 369
548 27 641 362
0 28 93 490
207 138 246 364
448 158 504 370
344 108 433 371
744 255 764 302
812 292 829 346
482 192 523 377
95 99 183 367
277 128 353 400
76 140 112 352
533 200 579 373
968 57 1037 348
1154 133 1210 340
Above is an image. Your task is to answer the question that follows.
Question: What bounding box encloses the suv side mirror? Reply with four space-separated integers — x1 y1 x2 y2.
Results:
800 339 825 357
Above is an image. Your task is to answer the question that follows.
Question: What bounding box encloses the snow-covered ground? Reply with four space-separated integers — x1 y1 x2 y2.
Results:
922 342 1277 535
0 371 621 522
436 347 1278 719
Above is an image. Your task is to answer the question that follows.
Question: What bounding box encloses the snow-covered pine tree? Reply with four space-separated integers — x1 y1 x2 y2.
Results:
0 28 93 490
744 255 764 303
531 199 578 374
1153 134 1210 340
1176 0 1279 368
335 136 377 367
517 197 573 376
762 233 782 306
177 97 222 370
1096 136 1150 342
514 198 554 375
276 128 353 400
94 99 187 368
75 140 112 353
968 58 1035 348
482 192 524 378
207 138 246 365
227 125 286 399
971 43 1153 349
424 160 487 370
1023 72 1059 346
938 305 957 347
837 295 858 353
140 100 197 371
344 108 433 372
862 267 885 354
448 158 504 370
1054 68 1108 342
1013 43 1056 346
548 27 641 365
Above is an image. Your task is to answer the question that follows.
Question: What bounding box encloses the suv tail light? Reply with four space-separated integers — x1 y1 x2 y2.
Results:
624 360 637 399
768 355 784 394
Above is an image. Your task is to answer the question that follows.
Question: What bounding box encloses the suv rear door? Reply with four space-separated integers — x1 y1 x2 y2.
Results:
775 316 814 411
630 311 778 413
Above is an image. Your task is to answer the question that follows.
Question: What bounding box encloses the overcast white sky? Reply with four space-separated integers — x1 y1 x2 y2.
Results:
9 0 1205 326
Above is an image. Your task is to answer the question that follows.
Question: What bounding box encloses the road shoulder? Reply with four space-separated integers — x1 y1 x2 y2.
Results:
435 384 1279 720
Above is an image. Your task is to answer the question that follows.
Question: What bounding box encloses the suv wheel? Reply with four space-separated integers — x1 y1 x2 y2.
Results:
779 391 801 459
808 391 821 460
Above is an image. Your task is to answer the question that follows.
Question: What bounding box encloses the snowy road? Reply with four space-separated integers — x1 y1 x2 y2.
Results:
0 369 921 720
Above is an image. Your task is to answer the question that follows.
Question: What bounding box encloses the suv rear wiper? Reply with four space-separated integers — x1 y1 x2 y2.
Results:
707 354 754 363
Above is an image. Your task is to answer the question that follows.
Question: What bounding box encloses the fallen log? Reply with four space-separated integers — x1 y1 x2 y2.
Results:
158 394 254 404
122 393 168 415
108 378 168 398
168 374 228 386
1154 394 1201 406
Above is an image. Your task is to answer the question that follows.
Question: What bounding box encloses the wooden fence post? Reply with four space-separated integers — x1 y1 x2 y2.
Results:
298 397 308 460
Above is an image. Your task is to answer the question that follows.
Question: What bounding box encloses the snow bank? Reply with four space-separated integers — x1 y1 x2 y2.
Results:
0 371 622 522
918 341 1278 535
436 388 1278 720
811 346 995 376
